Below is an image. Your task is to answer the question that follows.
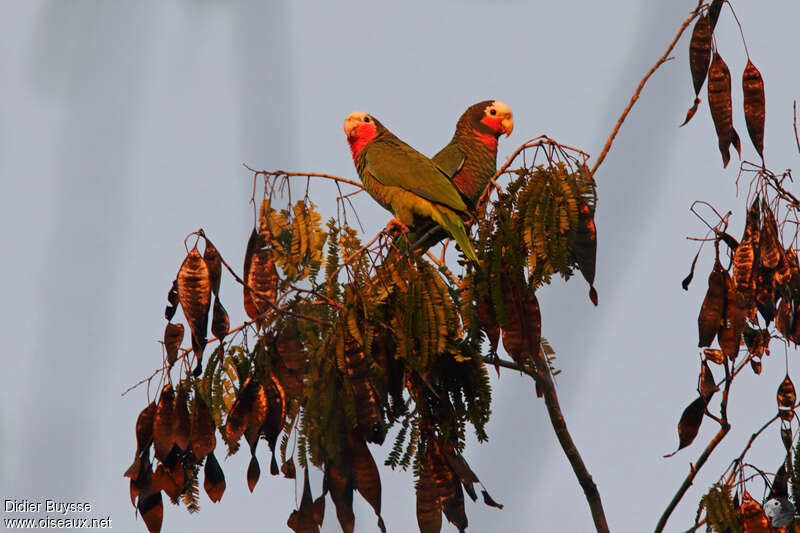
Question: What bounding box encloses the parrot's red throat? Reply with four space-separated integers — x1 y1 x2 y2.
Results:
347 123 378 160
472 128 498 151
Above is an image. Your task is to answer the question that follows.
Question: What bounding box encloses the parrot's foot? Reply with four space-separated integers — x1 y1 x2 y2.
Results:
385 218 410 235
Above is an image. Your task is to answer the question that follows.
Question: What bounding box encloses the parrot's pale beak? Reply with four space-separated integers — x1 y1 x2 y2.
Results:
501 117 514 137
344 117 359 140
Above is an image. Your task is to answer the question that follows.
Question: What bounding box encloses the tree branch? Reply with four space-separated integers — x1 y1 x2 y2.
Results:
590 1 703 177
482 353 610 533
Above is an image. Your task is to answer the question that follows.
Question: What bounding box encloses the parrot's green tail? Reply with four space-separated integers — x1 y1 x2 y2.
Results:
430 207 479 263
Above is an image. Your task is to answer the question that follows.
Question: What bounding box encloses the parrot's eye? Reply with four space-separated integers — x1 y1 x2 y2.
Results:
489 109 497 116
364 116 371 123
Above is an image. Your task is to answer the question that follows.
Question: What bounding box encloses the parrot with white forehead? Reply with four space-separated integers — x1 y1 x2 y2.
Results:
343 111 478 263
412 100 514 251
434 100 514 207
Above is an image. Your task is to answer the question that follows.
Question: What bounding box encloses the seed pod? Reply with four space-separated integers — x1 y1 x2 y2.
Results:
243 227 278 322
135 402 156 455
173 386 191 451
703 348 724 365
203 451 225 503
211 297 229 342
760 203 780 269
416 455 443 533
682 14 713 125
665 395 706 457
137 490 163 533
573 200 598 305
719 270 744 360
475 296 500 355
740 491 771 532
189 395 216 460
708 0 723 32
750 357 762 374
733 199 761 313
203 239 222 296
698 260 726 347
163 323 184 367
177 246 212 369
348 430 384 532
326 463 355 533
247 455 260 493
699 360 719 401
777 375 796 408
708 52 741 167
776 298 793 339
165 279 179 322
742 59 766 160
153 384 176 462
344 346 385 445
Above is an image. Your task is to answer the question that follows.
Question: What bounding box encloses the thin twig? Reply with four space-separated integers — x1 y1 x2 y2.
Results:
244 165 365 190
794 101 800 154
590 1 704 177
425 250 462 287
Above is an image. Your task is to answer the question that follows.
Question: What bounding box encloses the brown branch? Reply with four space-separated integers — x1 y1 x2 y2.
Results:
590 1 703 177
654 355 737 533
794 101 800 154
654 424 730 533
483 351 610 533
425 250 462 287
244 165 365 190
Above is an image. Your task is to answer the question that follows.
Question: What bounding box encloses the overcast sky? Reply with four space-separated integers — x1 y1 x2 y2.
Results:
2 1 800 532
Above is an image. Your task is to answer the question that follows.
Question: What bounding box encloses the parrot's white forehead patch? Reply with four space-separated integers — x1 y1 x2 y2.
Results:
486 101 512 117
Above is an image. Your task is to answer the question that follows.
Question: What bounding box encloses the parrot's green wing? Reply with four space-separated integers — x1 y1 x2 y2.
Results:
432 142 466 180
365 138 467 213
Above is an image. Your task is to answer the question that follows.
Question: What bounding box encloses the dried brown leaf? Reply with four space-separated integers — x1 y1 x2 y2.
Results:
177 247 212 370
137 490 163 533
243 227 278 322
153 384 176 462
698 260 726 347
665 395 705 457
173 386 191 451
203 239 222 296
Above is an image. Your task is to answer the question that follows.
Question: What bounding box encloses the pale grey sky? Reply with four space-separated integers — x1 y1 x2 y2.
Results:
1 1 799 532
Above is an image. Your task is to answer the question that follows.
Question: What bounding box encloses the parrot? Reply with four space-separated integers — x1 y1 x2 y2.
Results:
343 111 478 263
412 100 514 251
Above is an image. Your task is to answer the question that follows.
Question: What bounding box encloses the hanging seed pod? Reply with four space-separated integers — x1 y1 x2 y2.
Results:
698 260 727 347
163 323 184 367
707 52 741 167
708 0 723 32
165 279 179 321
681 14 712 126
703 348 725 365
211 297 229 342
225 376 266 445
349 431 385 533
742 59 766 161
153 384 176 462
750 357 762 374
719 271 743 360
665 395 706 457
243 227 278 322
476 296 500 355
416 455 443 533
137 490 163 533
776 298 793 339
781 426 793 452
177 246 212 371
760 202 780 269
203 239 222 296
135 402 156 455
203 451 226 503
777 375 796 408
189 395 216 460
247 455 260 493
699 360 719 401
263 373 286 465
344 346 385 445
733 199 760 312
173 386 191 451
573 200 598 305
326 463 355 533
740 491 771 532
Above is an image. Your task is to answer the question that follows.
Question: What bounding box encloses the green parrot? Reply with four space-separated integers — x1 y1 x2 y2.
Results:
413 100 514 250
344 111 478 263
